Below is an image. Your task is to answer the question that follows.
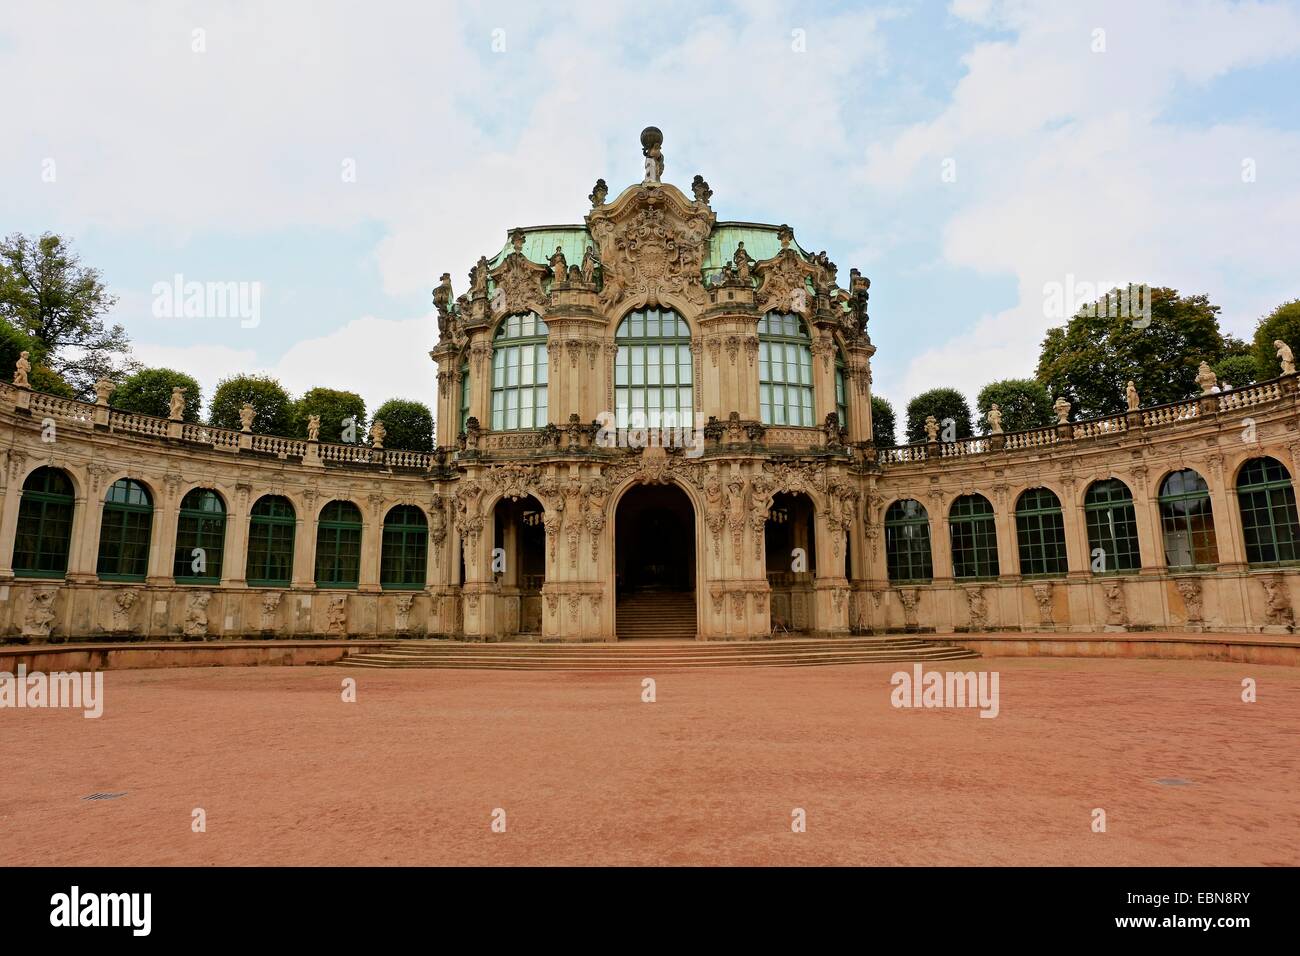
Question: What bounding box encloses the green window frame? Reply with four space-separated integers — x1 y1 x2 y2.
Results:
315 500 362 588
491 312 548 431
834 352 848 428
615 308 693 430
949 494 999 580
885 498 933 583
97 478 153 581
1159 469 1218 570
246 495 295 587
1015 488 1068 578
459 360 471 432
174 488 226 583
758 312 814 427
381 505 428 590
1236 456 1300 566
1084 479 1141 574
12 467 75 579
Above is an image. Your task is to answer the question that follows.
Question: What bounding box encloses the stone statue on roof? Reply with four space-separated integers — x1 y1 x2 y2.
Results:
641 127 664 184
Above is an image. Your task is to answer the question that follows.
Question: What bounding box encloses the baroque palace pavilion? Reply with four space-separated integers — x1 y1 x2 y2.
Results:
3 129 1300 644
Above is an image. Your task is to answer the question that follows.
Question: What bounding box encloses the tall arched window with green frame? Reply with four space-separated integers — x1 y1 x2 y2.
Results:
758 312 813 426
381 505 428 589
174 488 226 583
246 495 295 587
949 494 999 580
491 312 548 430
1015 488 1068 577
834 350 848 427
1084 479 1141 574
459 360 471 432
884 498 933 583
97 479 153 581
1158 469 1218 569
1236 456 1300 565
615 308 693 429
315 500 362 588
12 467 76 579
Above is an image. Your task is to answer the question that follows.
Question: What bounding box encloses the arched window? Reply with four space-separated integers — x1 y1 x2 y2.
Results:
834 351 848 428
491 311 548 430
381 505 428 589
315 500 362 588
615 307 693 429
1159 470 1217 569
758 312 813 426
175 489 226 583
885 499 932 583
1016 488 1068 577
247 495 295 587
97 479 152 581
949 494 999 579
459 360 471 432
1237 457 1300 565
13 467 75 579
1084 479 1140 574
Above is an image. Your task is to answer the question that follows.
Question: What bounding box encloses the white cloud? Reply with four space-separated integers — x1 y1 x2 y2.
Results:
863 0 1300 412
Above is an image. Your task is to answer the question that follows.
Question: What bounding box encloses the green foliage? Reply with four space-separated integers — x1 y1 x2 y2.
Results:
28 364 75 398
113 368 202 422
1213 355 1261 389
209 374 294 434
292 387 367 444
870 395 897 447
976 378 1053 434
1250 299 1300 379
1036 287 1227 419
0 232 134 397
0 320 47 382
372 398 434 451
905 387 974 444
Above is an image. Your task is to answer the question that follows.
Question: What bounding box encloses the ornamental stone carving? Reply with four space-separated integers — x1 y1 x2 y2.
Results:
22 587 58 640
112 589 139 634
394 594 416 635
260 591 283 631
1033 583 1055 626
1176 578 1204 625
964 586 989 630
588 182 713 312
327 594 348 636
489 229 549 316
1261 575 1294 628
753 225 820 316
183 591 211 640
897 588 920 628
1103 580 1128 628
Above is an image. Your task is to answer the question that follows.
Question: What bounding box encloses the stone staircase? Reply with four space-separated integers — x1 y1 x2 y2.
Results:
616 591 696 640
336 636 980 670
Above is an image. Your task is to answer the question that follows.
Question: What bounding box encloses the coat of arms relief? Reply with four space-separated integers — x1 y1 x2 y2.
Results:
588 185 714 312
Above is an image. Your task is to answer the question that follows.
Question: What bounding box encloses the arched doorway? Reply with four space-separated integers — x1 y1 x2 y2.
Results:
765 491 817 632
614 483 696 639
493 495 546 636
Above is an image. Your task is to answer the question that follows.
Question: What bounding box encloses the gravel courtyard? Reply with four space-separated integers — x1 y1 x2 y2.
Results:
3 657 1296 866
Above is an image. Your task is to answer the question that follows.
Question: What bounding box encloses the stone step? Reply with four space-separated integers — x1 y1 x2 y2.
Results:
336 638 979 669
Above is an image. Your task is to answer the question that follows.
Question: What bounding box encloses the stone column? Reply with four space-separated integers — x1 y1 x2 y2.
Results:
844 343 876 446
145 481 181 585
698 285 759 424
358 498 383 593
67 489 101 584
221 484 252 587
0 456 26 580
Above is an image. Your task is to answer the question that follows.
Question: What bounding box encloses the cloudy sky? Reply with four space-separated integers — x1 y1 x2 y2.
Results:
4 0 1299 420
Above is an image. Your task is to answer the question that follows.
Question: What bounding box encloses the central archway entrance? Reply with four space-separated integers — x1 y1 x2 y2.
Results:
614 483 696 639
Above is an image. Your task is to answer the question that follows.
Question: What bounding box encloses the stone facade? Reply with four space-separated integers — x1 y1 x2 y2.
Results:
3 149 1299 643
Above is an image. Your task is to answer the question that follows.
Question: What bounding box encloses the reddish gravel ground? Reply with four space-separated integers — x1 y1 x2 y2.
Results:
2 657 1297 866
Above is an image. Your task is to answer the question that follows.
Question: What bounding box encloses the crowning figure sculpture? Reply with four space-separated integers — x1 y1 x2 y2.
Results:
14 350 30 388
641 127 664 183
1275 339 1295 376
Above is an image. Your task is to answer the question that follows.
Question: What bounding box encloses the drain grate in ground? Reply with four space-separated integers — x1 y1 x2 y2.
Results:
1155 778 1193 787
82 792 128 801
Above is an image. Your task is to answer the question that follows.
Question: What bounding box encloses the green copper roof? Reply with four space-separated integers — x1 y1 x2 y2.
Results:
703 223 810 273
488 226 593 268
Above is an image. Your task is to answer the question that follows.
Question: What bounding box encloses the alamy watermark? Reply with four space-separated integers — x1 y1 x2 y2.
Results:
1043 278 1151 328
0 665 103 718
152 273 261 328
890 663 999 718
595 410 705 458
